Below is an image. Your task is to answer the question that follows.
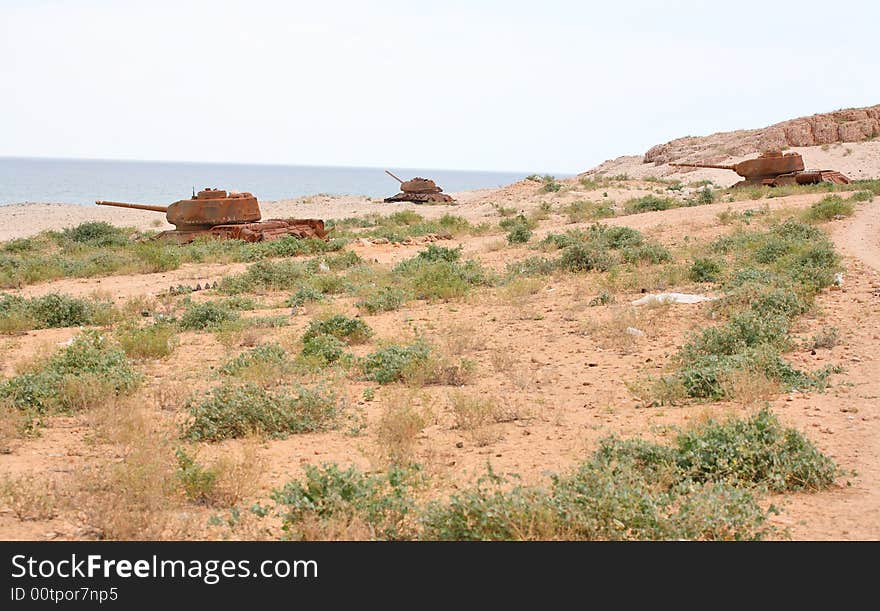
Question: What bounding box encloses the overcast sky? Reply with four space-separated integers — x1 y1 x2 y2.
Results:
1 0 877 174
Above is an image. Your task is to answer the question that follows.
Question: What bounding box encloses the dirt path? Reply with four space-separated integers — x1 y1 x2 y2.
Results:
785 200 880 540
833 199 880 273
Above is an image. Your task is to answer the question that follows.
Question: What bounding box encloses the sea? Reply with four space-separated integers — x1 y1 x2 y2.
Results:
0 157 537 206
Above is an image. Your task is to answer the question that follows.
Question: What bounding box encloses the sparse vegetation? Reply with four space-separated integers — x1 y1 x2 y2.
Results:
803 195 854 222
263 408 834 540
115 322 178 359
0 293 114 334
0 331 140 423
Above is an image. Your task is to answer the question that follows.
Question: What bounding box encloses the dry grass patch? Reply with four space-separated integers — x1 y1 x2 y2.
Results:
375 393 429 465
0 474 63 521
580 306 644 353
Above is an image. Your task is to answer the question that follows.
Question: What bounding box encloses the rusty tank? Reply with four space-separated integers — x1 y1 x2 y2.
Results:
671 151 850 188
96 188 328 244
383 170 454 204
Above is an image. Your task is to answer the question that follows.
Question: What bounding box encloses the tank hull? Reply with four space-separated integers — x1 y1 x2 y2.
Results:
154 219 328 244
383 192 455 204
732 170 851 188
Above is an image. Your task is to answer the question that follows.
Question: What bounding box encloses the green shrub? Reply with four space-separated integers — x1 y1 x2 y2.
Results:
178 301 239 330
356 286 408 314
184 382 338 441
803 195 854 222
176 449 219 505
286 287 325 308
264 409 834 540
0 331 140 415
302 315 373 345
219 343 289 377
689 258 724 283
115 322 178 359
394 250 491 301
621 243 672 264
848 190 874 202
624 195 678 214
270 464 420 540
0 293 114 332
500 215 534 245
300 334 348 365
362 342 432 384
558 243 614 272
61 222 129 247
562 200 615 223
674 408 838 491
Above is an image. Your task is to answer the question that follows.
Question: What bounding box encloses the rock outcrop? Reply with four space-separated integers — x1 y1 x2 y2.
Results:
644 105 880 165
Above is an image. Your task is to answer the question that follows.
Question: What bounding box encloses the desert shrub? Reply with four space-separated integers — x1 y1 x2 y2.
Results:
132 241 181 272
377 401 427 465
302 314 373 345
220 295 260 311
115 322 177 359
662 220 841 401
621 243 672 264
562 200 615 223
500 215 534 245
184 382 338 441
178 301 239 330
219 343 289 377
558 243 615 272
61 221 129 247
673 408 838 491
264 409 833 540
300 334 348 365
175 449 219 505
540 175 562 192
286 287 325 308
356 286 408 314
0 331 140 416
534 224 668 273
807 326 840 350
270 463 420 540
217 259 310 294
395 244 462 268
803 195 854 222
689 258 724 283
0 293 114 332
362 342 432 384
393 249 492 301
848 190 874 202
505 256 558 277
686 188 716 206
624 195 678 214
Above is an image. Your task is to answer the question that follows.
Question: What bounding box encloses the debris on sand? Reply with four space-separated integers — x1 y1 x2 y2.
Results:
631 292 714 306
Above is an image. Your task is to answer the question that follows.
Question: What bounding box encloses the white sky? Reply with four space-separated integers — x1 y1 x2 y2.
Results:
1 0 877 173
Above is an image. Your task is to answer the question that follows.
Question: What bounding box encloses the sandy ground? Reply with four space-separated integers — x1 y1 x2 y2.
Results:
0 171 879 540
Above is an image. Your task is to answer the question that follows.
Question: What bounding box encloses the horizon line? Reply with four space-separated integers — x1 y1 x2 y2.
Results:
0 154 572 177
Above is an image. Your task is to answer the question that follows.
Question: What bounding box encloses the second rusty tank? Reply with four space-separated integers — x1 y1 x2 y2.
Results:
96 188 328 244
671 151 850 188
383 170 454 204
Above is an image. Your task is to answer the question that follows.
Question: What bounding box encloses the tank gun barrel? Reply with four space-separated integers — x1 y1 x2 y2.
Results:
95 200 169 213
670 162 736 171
385 170 405 184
